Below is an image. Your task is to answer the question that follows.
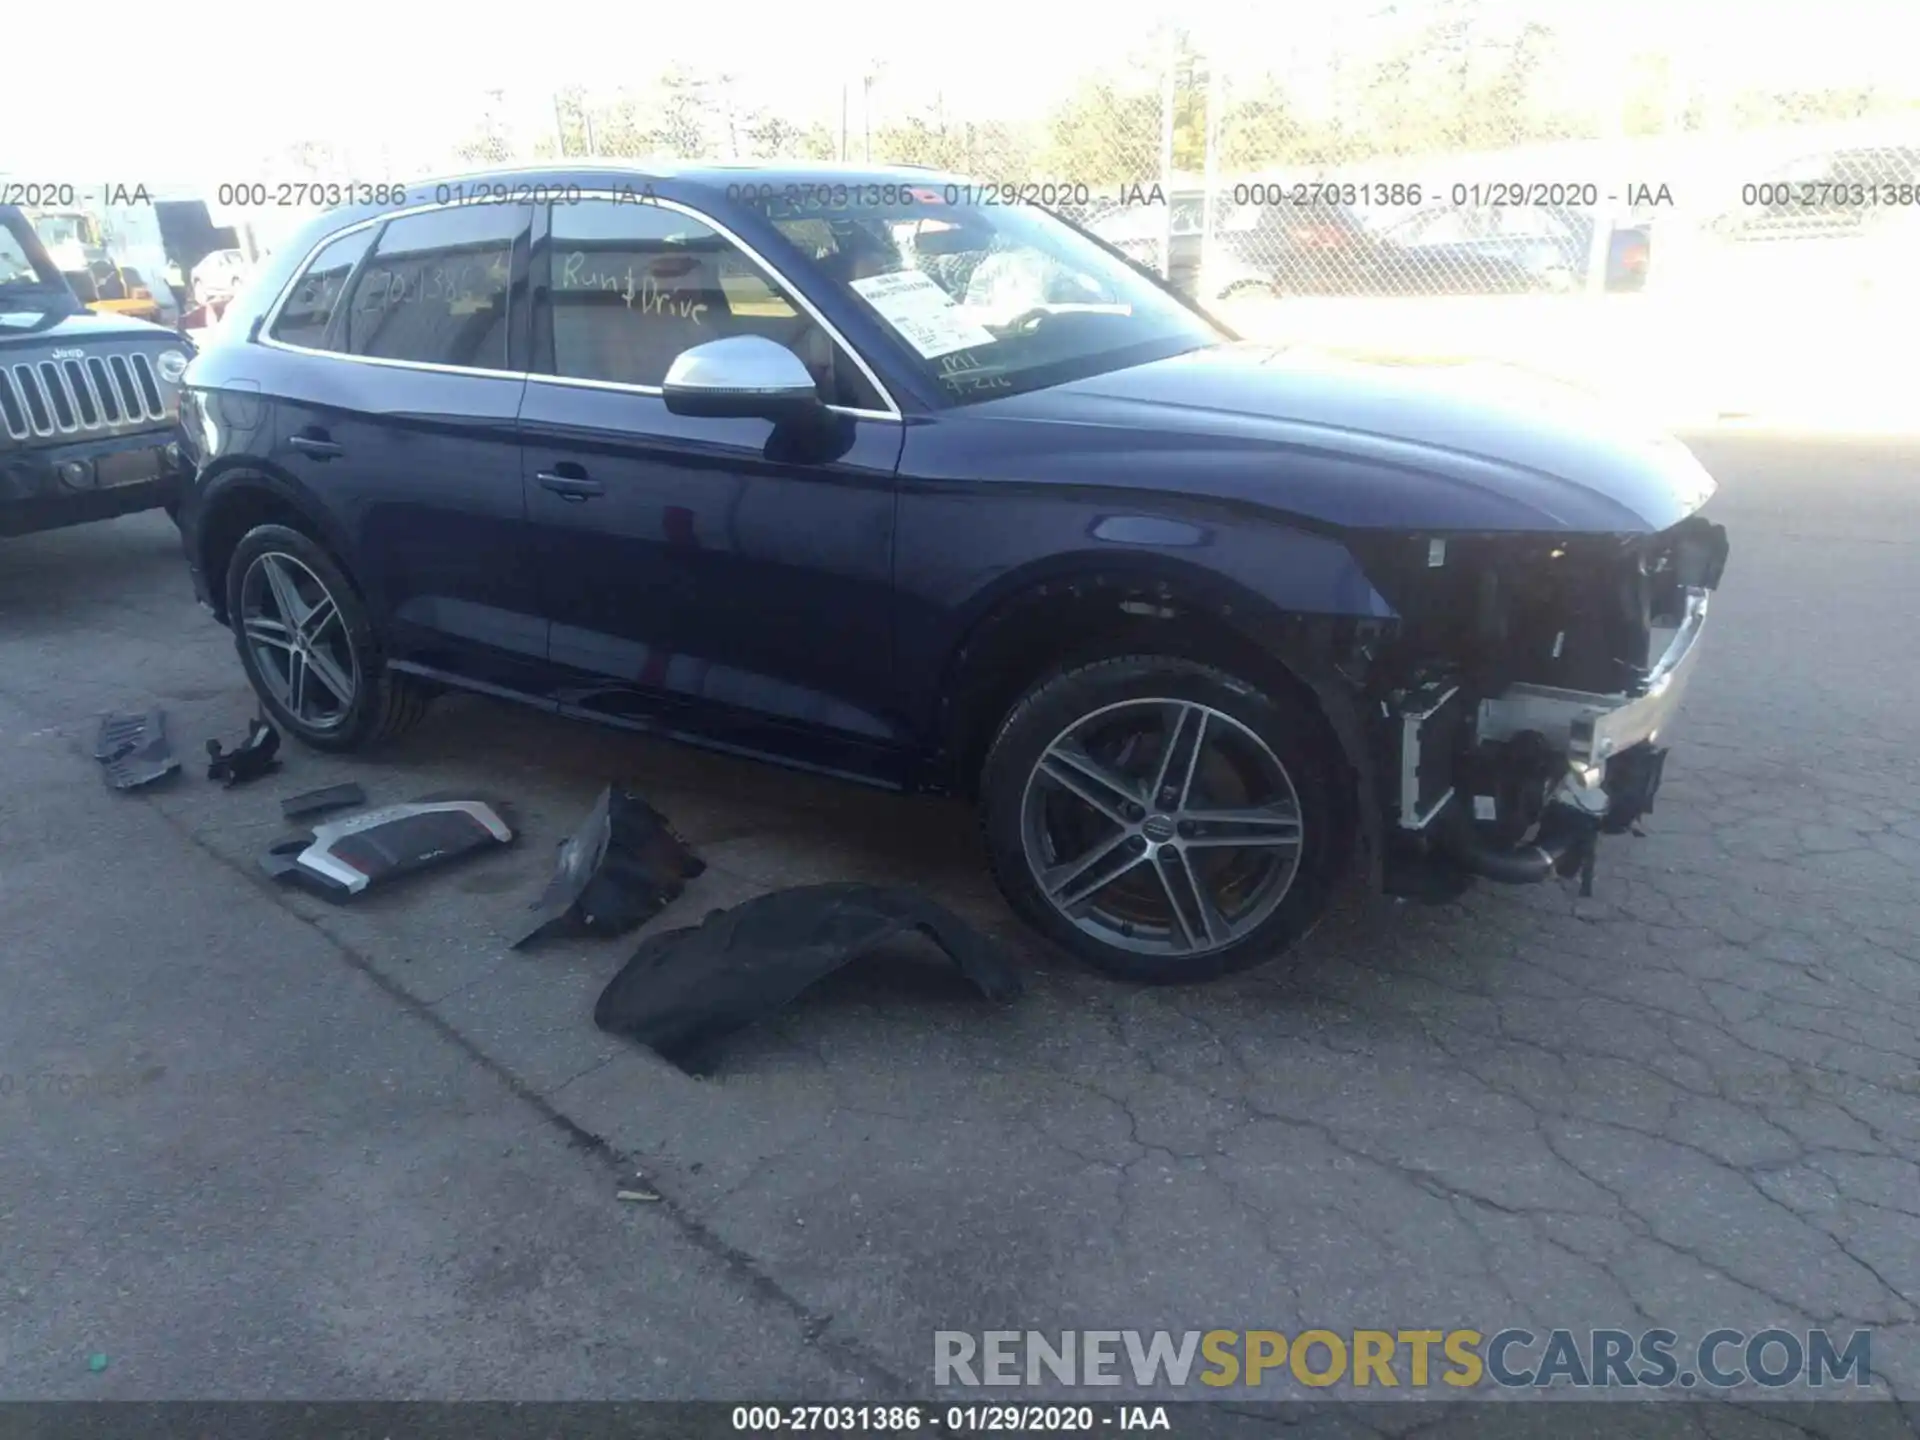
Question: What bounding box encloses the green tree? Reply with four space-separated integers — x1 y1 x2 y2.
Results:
1731 85 1907 129
548 84 592 158
592 91 655 158
872 108 970 171
743 116 838 162
649 65 715 158
1165 29 1209 174
1344 1 1582 157
451 89 516 165
1039 77 1162 185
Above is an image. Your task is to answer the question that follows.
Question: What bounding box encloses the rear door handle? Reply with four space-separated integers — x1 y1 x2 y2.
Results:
537 471 605 501
288 434 344 459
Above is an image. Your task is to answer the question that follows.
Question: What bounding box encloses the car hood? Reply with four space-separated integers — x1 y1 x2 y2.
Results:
0 305 178 345
979 341 1716 533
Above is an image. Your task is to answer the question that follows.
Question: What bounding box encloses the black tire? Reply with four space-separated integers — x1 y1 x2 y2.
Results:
224 522 431 751
980 654 1348 984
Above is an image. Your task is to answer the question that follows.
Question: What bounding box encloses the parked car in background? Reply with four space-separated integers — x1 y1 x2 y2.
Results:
1084 191 1214 298
1704 145 1920 298
1359 204 1651 295
1 205 192 537
1205 197 1380 296
1711 146 1920 244
177 163 1728 983
1089 193 1648 301
1087 191 1378 301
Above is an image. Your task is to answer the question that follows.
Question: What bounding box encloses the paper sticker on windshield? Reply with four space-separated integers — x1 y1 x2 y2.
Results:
850 270 995 359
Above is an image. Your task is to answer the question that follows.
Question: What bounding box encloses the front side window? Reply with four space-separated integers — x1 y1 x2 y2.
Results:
1 210 73 301
269 228 375 350
757 191 1221 404
343 205 525 368
1 224 48 287
544 199 880 407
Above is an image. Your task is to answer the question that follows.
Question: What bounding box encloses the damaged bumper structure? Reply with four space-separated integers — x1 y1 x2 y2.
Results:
1355 513 1731 897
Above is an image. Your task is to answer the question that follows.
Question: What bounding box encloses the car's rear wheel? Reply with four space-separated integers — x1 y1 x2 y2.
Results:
980 654 1347 983
224 522 431 751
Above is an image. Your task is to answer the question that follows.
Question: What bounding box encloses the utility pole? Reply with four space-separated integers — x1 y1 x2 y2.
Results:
1585 36 1630 294
1200 46 1224 279
1158 28 1178 280
863 68 878 163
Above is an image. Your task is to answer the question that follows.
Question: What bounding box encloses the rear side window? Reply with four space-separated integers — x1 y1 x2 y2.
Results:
268 228 373 350
343 205 528 369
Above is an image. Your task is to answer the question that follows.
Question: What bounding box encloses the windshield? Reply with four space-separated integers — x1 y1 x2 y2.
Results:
1 212 69 295
757 189 1222 404
35 214 94 247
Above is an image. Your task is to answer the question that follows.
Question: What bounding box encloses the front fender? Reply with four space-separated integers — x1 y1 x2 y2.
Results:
895 477 1392 730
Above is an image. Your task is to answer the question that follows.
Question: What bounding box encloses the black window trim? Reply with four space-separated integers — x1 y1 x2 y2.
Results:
526 189 901 422
258 200 536 379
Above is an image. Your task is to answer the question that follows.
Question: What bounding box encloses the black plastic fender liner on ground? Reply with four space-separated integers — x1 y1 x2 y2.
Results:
593 883 1024 1071
514 786 707 949
94 708 180 790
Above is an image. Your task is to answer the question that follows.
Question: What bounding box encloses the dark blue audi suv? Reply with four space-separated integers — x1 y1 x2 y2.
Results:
176 164 1729 982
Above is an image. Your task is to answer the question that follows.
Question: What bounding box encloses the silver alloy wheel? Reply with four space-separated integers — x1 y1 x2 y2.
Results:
238 551 360 731
1018 697 1305 958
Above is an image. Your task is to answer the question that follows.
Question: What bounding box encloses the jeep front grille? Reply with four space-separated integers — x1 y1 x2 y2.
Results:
0 351 171 441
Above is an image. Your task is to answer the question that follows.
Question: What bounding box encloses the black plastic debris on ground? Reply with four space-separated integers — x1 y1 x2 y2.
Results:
514 785 706 949
206 716 281 787
94 708 180 790
280 781 366 822
261 799 514 900
593 882 1022 1071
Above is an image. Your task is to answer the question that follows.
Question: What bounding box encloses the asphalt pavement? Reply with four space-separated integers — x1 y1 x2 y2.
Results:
1 430 1916 1405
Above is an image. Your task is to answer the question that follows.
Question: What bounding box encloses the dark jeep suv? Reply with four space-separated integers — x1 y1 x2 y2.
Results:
177 164 1728 982
1 204 192 537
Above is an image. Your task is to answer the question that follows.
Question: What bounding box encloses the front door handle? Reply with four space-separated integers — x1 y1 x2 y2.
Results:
288 433 344 460
537 470 605 502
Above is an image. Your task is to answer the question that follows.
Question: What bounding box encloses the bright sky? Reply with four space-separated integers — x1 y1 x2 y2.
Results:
4 0 1915 189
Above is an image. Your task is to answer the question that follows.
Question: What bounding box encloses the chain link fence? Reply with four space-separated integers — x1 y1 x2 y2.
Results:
46 0 1914 346
1180 9 1920 305
323 7 1914 312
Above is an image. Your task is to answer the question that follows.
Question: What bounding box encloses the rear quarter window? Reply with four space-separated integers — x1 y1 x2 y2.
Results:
268 228 375 350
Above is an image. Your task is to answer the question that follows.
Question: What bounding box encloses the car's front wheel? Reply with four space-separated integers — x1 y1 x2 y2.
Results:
980 654 1348 983
224 522 430 751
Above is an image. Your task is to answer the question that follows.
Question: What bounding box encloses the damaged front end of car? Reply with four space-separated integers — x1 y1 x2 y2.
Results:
1343 512 1731 898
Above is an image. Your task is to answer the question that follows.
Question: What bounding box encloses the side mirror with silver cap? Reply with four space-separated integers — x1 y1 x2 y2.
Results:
661 335 822 423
